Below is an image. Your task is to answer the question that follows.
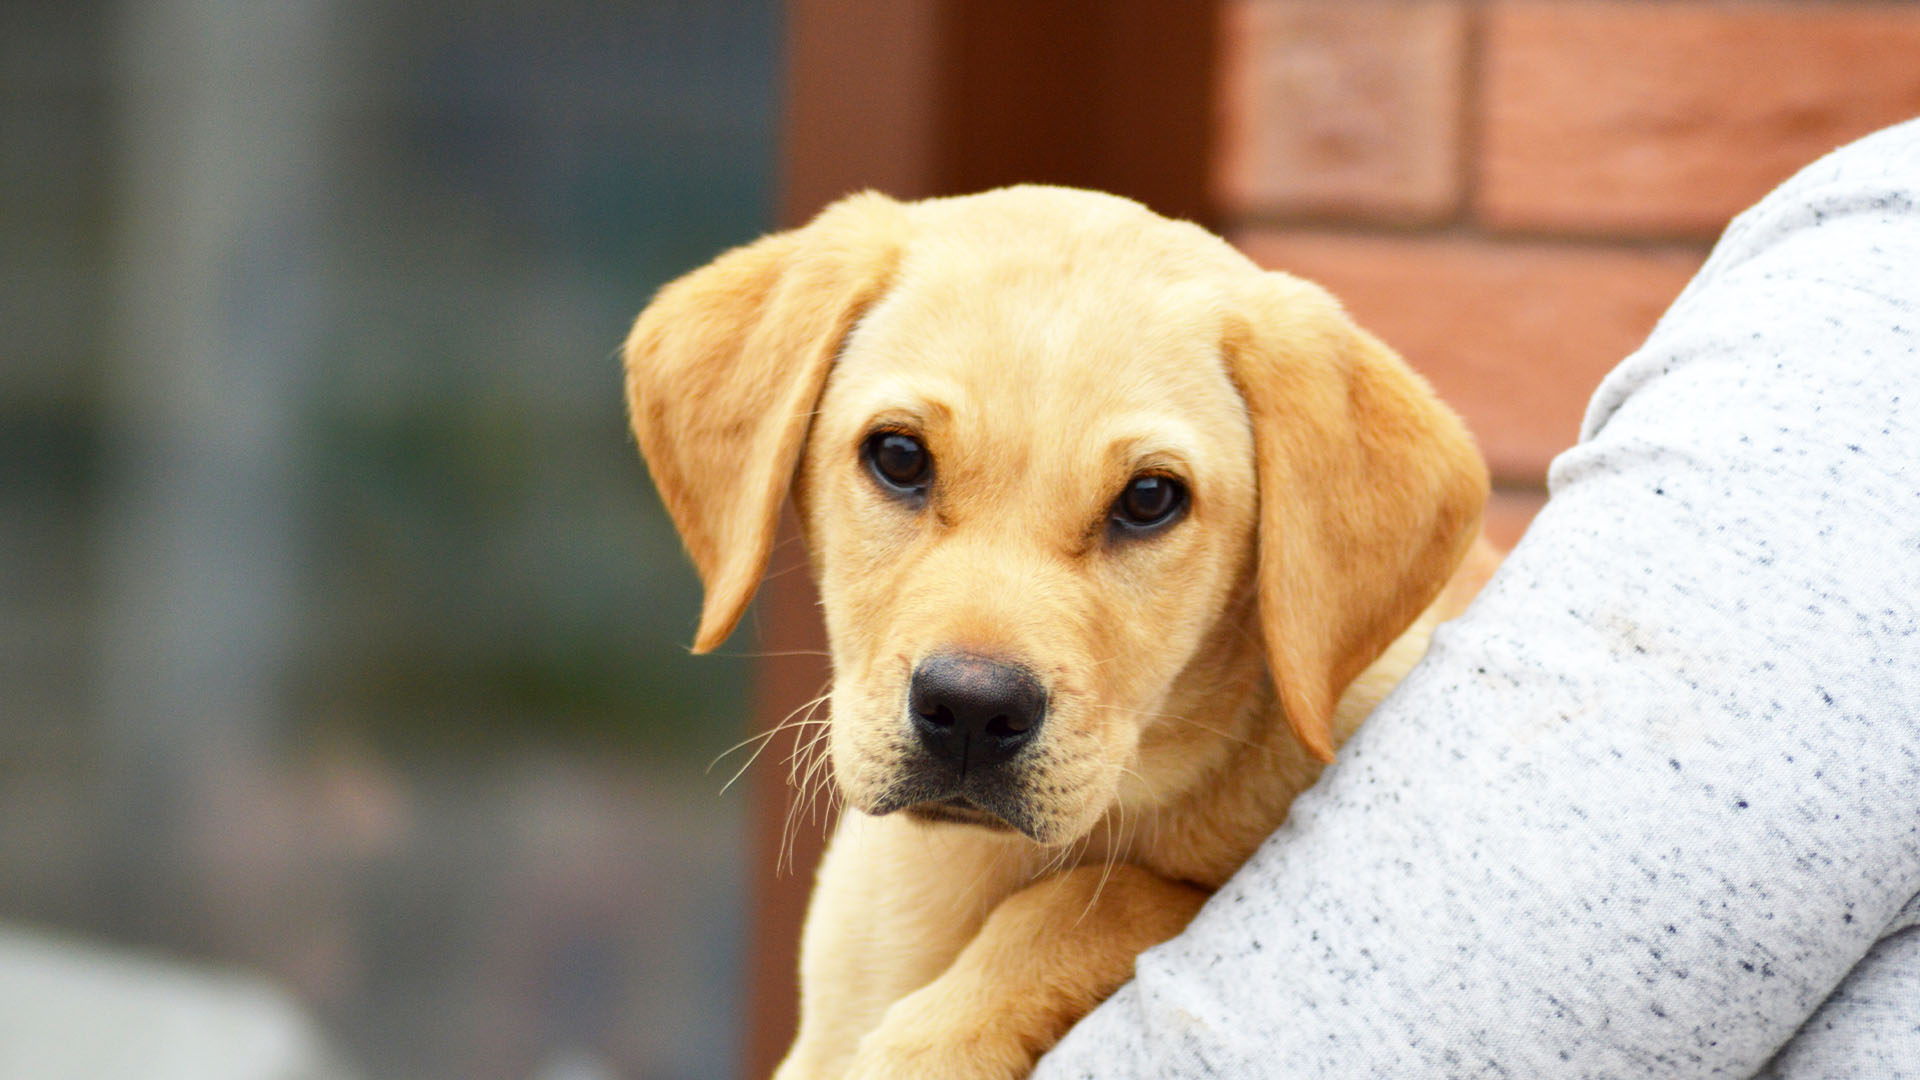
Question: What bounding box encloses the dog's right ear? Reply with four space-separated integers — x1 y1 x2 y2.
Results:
624 192 908 653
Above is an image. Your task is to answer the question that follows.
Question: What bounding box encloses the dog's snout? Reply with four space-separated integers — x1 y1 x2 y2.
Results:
909 654 1046 772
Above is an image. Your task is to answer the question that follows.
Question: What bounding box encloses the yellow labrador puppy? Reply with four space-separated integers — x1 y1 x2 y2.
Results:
625 187 1495 1079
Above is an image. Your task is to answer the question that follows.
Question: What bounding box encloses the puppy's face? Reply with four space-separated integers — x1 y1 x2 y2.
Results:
796 195 1260 845
625 186 1487 853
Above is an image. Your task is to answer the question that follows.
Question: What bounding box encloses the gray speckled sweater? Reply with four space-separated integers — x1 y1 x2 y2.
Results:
1034 120 1920 1079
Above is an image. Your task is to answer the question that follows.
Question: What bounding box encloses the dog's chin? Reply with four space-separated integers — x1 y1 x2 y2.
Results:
903 795 1018 833
855 779 1066 844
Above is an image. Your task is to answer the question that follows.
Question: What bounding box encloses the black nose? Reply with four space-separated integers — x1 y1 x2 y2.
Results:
909 654 1046 773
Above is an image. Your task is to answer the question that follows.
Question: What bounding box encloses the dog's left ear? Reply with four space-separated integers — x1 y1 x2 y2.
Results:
624 192 908 653
1226 271 1488 763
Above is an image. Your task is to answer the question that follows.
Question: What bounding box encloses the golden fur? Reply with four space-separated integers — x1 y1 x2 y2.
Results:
625 186 1495 1079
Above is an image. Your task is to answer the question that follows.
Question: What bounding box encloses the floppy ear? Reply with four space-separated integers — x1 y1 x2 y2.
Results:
623 192 908 653
1226 272 1488 762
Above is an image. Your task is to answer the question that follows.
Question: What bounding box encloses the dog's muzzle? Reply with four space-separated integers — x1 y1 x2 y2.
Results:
868 653 1049 835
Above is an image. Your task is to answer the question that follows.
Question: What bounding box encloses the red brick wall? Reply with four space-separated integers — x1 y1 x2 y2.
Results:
1215 0 1920 548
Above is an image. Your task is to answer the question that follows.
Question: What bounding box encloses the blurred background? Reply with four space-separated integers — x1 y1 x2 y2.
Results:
4 1 772 1077
3 1 1917 1078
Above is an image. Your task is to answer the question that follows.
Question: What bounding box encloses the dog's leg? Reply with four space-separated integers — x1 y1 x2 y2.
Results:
842 863 1209 1080
774 813 1038 1080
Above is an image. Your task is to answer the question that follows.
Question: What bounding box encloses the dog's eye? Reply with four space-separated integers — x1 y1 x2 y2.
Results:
1111 474 1188 533
863 431 932 498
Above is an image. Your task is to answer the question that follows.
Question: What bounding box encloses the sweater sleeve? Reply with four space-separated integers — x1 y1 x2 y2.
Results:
1033 118 1920 1080
1755 895 1920 1079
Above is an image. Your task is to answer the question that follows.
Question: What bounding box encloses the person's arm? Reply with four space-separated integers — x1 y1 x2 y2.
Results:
1755 894 1920 1078
1035 117 1920 1079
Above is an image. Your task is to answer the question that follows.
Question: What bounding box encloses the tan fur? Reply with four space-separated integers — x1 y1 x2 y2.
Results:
624 186 1495 1080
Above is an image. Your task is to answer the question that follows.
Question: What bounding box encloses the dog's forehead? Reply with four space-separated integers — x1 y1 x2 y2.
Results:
833 193 1254 450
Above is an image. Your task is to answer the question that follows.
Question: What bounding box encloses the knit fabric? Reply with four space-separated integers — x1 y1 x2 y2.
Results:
1034 118 1920 1079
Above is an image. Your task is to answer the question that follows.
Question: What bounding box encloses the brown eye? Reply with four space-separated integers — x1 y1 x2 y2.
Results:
863 431 931 498
1112 474 1188 533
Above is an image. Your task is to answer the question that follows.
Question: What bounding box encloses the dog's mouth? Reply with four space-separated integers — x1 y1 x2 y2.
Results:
865 772 1045 838
904 794 1016 832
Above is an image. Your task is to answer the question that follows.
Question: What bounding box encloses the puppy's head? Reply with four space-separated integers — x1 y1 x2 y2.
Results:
626 187 1485 846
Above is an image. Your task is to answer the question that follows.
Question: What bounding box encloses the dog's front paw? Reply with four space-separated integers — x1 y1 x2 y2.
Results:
844 1034 1025 1080
843 991 1030 1080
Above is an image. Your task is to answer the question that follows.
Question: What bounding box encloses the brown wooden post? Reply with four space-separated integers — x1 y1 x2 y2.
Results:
744 3 1219 1076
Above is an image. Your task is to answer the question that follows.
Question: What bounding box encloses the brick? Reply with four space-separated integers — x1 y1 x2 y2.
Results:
1234 230 1705 483
1215 0 1467 223
1484 488 1547 552
1480 0 1920 237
